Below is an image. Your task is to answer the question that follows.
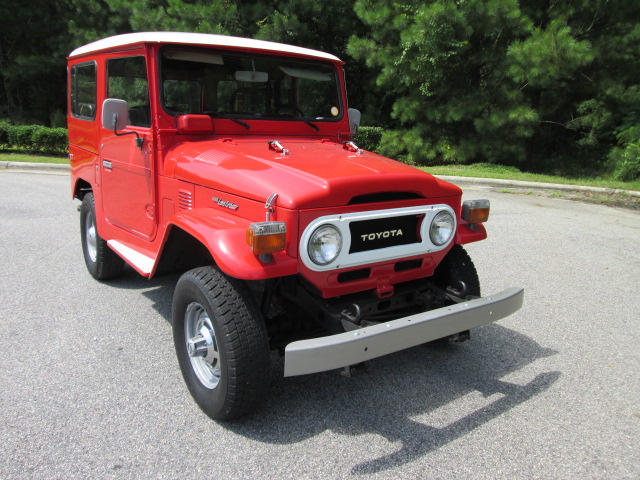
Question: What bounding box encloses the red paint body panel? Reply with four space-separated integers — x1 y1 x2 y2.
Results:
169 138 460 209
166 209 298 280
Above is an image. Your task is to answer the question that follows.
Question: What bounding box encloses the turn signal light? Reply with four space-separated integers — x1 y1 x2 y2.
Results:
461 199 490 224
246 222 287 255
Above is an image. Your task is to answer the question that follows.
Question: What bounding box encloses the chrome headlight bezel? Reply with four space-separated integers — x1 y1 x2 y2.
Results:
307 224 343 266
429 210 455 246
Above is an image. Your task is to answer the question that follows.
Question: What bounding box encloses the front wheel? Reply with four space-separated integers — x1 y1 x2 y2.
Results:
433 244 480 298
431 244 480 343
172 266 270 420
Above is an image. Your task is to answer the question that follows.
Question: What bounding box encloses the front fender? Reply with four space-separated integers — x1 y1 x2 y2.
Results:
455 222 487 244
162 208 298 280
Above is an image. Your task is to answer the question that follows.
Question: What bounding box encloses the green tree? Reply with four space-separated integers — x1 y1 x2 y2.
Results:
349 0 640 177
103 0 241 34
0 0 72 123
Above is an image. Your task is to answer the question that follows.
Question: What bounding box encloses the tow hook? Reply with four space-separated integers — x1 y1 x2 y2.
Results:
446 330 471 344
340 363 368 377
340 303 362 331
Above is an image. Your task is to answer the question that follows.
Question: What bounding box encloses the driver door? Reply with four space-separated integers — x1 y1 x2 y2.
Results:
100 55 156 239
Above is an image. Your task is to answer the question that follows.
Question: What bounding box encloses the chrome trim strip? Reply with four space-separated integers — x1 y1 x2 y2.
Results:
284 287 524 377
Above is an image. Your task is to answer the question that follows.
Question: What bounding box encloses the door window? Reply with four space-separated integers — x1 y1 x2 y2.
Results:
71 62 97 121
107 56 151 127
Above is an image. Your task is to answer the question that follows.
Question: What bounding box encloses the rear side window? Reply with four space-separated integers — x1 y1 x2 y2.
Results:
107 56 151 127
71 62 97 121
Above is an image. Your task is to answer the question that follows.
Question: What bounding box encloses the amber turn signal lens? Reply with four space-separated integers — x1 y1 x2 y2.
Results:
461 199 490 224
246 222 287 255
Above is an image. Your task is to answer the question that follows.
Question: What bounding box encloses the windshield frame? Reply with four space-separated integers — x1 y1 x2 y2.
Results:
157 45 345 124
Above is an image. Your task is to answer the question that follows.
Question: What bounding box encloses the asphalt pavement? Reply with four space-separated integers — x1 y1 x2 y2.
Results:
1 171 638 479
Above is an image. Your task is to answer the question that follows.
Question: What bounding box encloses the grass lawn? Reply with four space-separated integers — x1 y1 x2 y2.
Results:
422 163 640 191
2 151 639 193
0 152 68 164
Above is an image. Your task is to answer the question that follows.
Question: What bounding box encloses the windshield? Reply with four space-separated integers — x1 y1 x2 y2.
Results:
160 47 342 122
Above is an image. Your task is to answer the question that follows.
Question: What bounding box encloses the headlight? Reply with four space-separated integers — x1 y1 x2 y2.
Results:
308 225 342 265
429 211 455 246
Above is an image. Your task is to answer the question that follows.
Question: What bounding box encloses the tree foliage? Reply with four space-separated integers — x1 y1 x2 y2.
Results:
0 0 637 178
348 0 640 177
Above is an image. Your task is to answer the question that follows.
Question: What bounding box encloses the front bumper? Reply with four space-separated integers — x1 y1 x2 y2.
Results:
284 287 524 377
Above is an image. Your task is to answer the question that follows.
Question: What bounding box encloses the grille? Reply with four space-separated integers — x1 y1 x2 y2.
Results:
349 215 421 253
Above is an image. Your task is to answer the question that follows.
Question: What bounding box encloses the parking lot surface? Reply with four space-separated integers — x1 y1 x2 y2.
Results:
1 171 638 479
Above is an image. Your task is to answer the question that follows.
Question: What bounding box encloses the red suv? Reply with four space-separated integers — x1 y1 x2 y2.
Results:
68 32 523 420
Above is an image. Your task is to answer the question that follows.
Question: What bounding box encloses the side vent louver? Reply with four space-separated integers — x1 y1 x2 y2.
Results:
178 190 193 210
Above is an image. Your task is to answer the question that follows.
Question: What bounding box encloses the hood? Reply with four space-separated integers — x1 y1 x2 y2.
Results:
169 138 460 209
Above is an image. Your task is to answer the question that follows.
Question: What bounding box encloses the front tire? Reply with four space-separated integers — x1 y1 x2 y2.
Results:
80 192 124 280
433 244 480 298
431 244 480 344
172 266 270 420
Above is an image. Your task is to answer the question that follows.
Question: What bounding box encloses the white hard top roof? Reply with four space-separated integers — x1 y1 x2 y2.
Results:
69 31 341 62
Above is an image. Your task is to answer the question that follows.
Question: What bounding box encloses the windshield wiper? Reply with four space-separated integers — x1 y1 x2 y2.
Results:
204 112 250 130
303 120 319 131
231 118 251 130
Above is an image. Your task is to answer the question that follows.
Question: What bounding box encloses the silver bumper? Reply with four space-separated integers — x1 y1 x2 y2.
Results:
284 287 524 377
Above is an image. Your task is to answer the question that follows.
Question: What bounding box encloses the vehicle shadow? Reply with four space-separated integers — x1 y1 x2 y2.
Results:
227 324 559 475
103 268 179 322
106 272 558 474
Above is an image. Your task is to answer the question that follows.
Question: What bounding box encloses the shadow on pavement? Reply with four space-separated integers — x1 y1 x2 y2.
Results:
228 324 559 475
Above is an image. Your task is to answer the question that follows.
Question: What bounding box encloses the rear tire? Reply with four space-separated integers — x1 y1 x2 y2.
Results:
172 266 270 420
80 192 124 280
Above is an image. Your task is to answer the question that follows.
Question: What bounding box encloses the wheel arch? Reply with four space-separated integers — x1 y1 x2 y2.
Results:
152 209 298 280
73 178 93 200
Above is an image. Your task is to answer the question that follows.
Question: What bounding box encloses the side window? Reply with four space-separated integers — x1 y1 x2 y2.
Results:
71 62 97 121
107 56 150 127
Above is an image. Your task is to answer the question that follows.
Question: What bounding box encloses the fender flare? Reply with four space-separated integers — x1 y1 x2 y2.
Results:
155 208 298 280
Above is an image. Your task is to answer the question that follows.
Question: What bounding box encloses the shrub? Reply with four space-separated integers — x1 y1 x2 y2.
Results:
32 127 68 154
3 124 68 154
7 125 45 152
0 122 10 147
354 126 384 153
609 142 640 181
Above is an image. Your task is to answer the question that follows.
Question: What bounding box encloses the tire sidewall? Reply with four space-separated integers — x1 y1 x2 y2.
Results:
172 273 230 418
434 244 481 297
80 193 99 278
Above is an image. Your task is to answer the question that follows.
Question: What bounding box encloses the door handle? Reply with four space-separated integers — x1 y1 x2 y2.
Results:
103 160 112 170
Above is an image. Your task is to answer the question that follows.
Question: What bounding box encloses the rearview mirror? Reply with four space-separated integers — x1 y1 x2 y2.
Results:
102 98 129 131
235 71 268 82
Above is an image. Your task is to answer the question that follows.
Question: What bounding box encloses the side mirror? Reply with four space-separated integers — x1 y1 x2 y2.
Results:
348 108 361 135
102 98 129 131
101 98 143 149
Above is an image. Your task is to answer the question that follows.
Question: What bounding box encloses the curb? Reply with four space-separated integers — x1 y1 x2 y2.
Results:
0 161 69 172
2 161 638 198
436 175 640 198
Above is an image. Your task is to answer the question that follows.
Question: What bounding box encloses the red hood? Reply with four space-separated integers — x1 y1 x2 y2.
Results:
168 138 460 209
